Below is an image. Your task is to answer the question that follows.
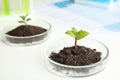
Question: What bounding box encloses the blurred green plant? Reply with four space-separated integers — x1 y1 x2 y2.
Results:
18 14 31 27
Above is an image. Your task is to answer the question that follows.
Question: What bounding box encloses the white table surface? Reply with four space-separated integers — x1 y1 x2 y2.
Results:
0 15 120 80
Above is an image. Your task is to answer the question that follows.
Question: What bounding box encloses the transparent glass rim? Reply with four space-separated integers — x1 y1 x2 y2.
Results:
3 20 52 38
47 39 109 68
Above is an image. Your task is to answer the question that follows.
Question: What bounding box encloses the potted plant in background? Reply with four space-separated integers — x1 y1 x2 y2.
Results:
45 27 109 77
1 14 52 46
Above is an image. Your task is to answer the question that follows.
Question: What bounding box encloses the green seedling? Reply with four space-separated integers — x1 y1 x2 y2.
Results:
66 27 89 48
18 14 31 26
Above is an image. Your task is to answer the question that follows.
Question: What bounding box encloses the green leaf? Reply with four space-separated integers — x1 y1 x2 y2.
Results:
18 13 31 26
65 27 90 48
76 30 89 40
72 27 77 34
25 13 29 18
20 16 25 20
26 18 31 21
18 21 24 23
66 30 75 38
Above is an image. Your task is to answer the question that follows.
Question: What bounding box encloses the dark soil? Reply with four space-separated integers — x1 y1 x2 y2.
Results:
6 25 47 43
6 25 47 36
49 46 102 66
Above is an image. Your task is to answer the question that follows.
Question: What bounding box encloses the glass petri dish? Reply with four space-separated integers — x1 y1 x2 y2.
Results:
45 38 109 77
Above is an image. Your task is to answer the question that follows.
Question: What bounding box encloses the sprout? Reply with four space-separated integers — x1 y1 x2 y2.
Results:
66 27 89 48
18 13 31 26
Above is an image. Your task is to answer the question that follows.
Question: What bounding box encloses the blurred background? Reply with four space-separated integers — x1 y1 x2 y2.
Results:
0 0 120 16
0 0 56 16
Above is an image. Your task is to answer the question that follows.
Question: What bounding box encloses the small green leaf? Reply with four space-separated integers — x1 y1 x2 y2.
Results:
25 13 29 18
72 27 77 34
26 18 31 21
66 27 89 48
20 16 25 20
18 13 31 26
66 30 75 38
18 21 24 23
76 30 89 40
